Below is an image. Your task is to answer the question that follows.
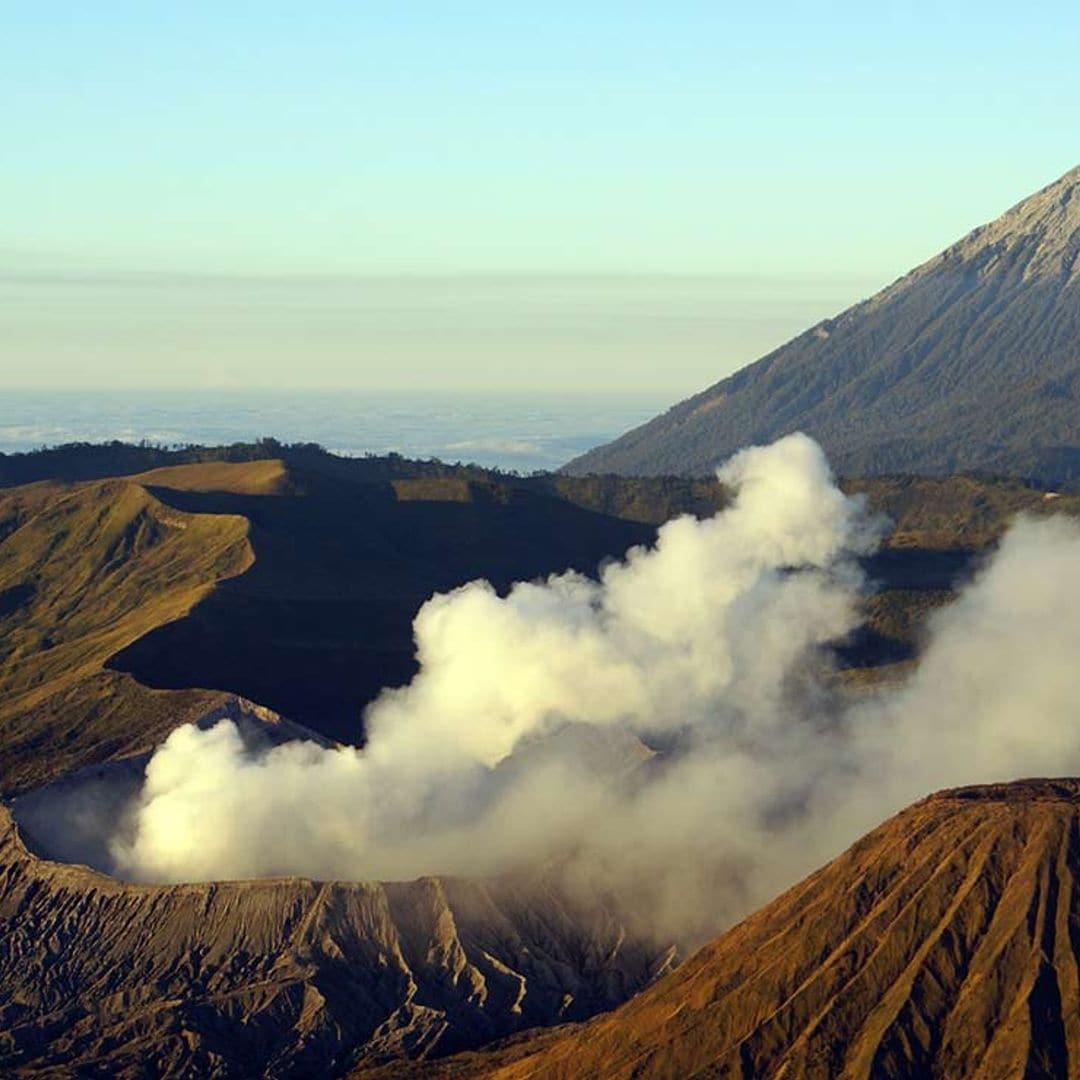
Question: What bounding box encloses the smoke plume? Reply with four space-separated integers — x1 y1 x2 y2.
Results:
96 433 1080 941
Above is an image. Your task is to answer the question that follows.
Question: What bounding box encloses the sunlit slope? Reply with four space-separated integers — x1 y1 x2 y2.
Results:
0 480 251 709
566 165 1080 485
131 456 291 495
0 466 264 792
463 780 1080 1080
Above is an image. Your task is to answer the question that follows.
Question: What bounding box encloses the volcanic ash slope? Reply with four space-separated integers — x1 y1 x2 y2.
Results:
470 779 1080 1080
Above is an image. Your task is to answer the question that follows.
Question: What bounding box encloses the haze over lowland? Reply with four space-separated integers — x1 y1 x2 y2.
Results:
0 388 667 474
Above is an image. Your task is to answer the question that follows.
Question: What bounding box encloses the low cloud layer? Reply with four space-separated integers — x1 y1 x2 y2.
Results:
66 433 1080 941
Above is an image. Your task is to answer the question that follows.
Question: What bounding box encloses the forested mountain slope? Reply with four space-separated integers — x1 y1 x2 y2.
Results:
567 165 1080 487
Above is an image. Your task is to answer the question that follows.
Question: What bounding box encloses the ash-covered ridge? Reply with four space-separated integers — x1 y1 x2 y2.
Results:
0 698 675 1078
0 796 675 1078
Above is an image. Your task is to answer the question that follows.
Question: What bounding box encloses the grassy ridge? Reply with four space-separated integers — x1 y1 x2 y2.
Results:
0 469 260 792
0 480 251 713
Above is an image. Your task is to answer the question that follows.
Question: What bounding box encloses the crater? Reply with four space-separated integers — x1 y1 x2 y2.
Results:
8 695 332 878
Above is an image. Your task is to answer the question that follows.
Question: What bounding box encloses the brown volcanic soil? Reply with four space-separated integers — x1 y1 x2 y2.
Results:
0 798 674 1078
443 779 1080 1080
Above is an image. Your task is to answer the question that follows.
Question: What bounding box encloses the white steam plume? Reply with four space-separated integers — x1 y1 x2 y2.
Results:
104 433 1080 942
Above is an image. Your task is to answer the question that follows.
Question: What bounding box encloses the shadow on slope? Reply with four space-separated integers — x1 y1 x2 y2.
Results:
107 472 653 744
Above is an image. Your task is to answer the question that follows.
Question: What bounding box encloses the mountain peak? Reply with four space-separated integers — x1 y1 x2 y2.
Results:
928 162 1080 284
565 166 1080 484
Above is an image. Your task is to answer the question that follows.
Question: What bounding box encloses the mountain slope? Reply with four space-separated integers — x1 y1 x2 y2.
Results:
455 779 1080 1080
566 165 1080 485
0 472 256 795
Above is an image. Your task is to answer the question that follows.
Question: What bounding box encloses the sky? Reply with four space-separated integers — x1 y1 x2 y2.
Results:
2 2 1078 394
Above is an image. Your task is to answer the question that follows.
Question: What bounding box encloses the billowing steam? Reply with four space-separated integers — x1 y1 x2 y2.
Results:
91 434 1080 940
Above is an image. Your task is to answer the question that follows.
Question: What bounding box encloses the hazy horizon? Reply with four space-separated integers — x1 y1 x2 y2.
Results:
1 271 883 396
5 3 1078 397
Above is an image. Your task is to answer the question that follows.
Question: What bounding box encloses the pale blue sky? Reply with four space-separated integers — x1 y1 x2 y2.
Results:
2 2 1078 392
